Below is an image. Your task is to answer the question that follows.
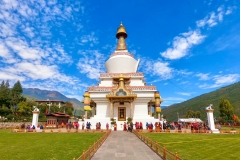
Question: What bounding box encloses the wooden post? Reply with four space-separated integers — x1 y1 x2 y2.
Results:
83 150 85 160
155 142 158 153
94 142 96 152
163 146 166 159
175 152 179 160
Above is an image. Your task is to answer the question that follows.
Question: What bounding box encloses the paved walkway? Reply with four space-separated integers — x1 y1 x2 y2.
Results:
91 131 162 160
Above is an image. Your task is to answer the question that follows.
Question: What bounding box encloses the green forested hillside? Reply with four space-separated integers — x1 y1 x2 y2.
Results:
162 82 240 122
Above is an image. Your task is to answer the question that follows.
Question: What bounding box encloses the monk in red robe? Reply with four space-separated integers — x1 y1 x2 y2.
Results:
123 122 127 131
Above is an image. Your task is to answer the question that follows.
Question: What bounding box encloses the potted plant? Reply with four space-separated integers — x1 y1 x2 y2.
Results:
127 117 132 123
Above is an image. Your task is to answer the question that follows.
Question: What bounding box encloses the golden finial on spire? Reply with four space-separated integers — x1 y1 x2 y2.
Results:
116 22 127 50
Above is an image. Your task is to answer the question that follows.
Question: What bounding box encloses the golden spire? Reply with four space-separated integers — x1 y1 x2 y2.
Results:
116 22 128 50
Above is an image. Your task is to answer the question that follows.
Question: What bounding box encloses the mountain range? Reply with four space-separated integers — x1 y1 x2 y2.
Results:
23 88 84 110
162 82 240 122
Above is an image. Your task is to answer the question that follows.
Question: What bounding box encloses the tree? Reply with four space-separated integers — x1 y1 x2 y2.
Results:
17 101 35 116
0 80 11 108
219 98 234 120
185 110 201 118
63 101 74 115
10 81 25 109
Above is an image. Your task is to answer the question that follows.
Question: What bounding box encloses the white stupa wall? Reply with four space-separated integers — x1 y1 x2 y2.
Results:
133 101 150 118
130 79 145 86
94 102 109 118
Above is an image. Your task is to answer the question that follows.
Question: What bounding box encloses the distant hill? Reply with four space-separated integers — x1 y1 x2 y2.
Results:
23 88 84 110
162 82 240 122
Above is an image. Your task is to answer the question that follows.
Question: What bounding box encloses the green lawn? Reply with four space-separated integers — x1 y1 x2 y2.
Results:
221 126 240 131
143 133 240 160
0 130 104 160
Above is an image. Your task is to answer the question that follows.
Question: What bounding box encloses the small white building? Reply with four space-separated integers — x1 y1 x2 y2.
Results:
81 23 164 130
35 100 65 108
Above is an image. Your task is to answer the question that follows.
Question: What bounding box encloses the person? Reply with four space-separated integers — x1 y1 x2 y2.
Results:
123 122 127 131
114 122 117 131
127 122 130 132
75 122 79 130
163 122 166 132
32 125 35 129
89 122 91 129
86 122 91 130
217 123 221 130
146 122 148 130
106 123 109 130
66 122 69 129
40 125 43 129
155 122 159 132
130 122 133 132
61 122 64 128
139 122 143 130
99 122 101 129
69 122 72 129
96 122 99 130
135 122 139 130
82 122 85 130
149 123 153 132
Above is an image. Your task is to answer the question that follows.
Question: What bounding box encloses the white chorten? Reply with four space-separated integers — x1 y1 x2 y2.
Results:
81 23 163 130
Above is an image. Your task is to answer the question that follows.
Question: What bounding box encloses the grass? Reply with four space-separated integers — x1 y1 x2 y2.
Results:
221 126 240 131
143 133 240 160
0 129 104 160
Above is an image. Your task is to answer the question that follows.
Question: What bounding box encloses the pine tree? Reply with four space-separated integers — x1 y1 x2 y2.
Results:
10 81 25 109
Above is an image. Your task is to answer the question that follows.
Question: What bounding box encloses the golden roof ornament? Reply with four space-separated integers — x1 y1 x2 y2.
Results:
116 22 128 50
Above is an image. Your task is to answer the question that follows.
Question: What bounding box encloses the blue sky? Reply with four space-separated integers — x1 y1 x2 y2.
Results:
0 0 239 106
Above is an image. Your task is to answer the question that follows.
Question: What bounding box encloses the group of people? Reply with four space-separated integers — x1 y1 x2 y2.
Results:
62 121 80 130
21 123 43 131
122 122 133 132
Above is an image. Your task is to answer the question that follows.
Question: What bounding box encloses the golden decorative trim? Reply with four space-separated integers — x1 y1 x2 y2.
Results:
110 51 134 58
100 72 144 78
88 86 157 91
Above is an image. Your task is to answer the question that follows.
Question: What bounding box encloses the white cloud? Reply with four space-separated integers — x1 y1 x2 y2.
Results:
0 42 9 57
161 30 205 60
80 32 98 45
197 6 233 28
196 73 210 80
0 72 25 81
144 60 173 79
199 74 239 89
77 50 106 80
161 6 233 60
225 6 236 15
